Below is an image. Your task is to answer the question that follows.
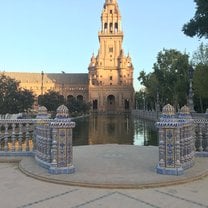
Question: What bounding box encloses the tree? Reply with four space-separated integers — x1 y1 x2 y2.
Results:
193 64 208 112
66 97 91 115
153 49 189 108
191 43 208 112
182 0 208 38
0 73 34 114
138 49 190 110
190 43 208 112
38 90 65 112
17 89 35 113
138 72 159 110
192 43 208 65
135 91 145 110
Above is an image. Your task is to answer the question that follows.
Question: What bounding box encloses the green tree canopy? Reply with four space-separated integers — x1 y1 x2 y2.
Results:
138 49 189 110
182 0 208 38
138 72 158 110
0 73 34 114
192 43 208 65
66 97 91 115
38 90 65 112
38 91 91 116
193 64 208 98
191 43 208 112
154 49 189 107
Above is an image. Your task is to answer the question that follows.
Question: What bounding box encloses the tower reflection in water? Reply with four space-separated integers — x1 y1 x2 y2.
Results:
73 115 158 146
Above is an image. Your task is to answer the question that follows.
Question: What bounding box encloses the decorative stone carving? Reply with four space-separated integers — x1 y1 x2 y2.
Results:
55 105 69 119
156 104 195 175
48 105 75 174
36 106 49 119
162 104 176 117
179 105 192 119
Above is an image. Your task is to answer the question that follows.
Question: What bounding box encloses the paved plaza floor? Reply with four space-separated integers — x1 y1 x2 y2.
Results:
0 144 208 208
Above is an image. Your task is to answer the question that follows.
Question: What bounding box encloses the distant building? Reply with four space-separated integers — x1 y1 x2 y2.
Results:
4 0 134 113
88 0 134 112
4 72 89 110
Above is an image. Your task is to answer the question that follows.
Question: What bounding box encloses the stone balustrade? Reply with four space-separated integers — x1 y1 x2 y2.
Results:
194 119 208 157
0 119 34 156
0 105 75 174
132 109 159 121
34 105 76 174
35 120 52 164
0 105 207 176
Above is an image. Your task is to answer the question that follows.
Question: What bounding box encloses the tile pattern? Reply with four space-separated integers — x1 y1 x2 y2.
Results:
15 189 208 208
17 189 79 208
155 190 208 208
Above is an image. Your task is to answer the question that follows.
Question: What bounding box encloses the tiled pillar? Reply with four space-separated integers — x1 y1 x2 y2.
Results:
156 104 183 175
49 105 75 174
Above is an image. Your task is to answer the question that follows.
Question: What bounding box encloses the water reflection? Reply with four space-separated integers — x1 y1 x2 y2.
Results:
73 115 158 146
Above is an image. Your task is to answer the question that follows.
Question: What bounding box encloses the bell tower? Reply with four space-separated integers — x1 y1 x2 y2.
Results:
98 0 123 68
88 0 134 113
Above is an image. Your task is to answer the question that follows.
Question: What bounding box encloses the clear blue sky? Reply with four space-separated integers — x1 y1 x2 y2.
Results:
0 0 204 90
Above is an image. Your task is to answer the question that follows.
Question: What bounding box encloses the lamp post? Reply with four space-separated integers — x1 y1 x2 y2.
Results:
143 91 146 111
188 66 195 113
156 89 160 119
41 71 44 95
61 71 65 96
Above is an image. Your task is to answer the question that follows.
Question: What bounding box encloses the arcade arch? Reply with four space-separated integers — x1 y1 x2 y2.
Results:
107 95 116 111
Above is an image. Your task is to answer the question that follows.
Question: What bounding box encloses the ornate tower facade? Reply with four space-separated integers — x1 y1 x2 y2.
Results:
88 0 134 113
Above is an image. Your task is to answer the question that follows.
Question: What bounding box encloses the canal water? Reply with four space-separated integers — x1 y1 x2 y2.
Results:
73 114 158 146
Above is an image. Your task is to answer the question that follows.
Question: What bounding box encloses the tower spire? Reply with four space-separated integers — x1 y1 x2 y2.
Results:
101 0 121 34
105 0 117 3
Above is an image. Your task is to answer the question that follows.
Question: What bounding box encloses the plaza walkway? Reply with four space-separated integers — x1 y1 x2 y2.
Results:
0 145 208 208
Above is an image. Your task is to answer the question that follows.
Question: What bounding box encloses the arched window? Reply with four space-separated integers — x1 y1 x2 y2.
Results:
125 99 130 110
107 95 116 111
109 23 113 33
77 95 83 101
93 100 98 110
67 95 74 102
115 23 118 32
104 23 108 32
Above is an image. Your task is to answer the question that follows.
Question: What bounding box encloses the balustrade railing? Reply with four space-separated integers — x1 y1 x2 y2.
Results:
0 105 75 174
132 109 159 121
0 119 34 156
156 104 195 175
133 108 208 156
35 120 52 164
0 105 207 176
194 119 208 157
156 105 208 176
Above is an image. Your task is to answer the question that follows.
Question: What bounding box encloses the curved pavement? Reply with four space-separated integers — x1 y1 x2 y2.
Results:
19 144 208 189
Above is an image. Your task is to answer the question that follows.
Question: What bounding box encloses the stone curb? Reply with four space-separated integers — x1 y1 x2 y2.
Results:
18 158 208 189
